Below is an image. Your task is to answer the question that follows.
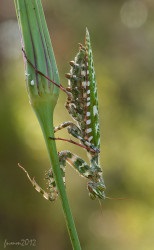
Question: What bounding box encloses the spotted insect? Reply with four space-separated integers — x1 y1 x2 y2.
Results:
20 28 106 201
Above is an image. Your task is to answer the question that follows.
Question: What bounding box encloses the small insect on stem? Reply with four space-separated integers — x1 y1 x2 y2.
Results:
20 29 106 202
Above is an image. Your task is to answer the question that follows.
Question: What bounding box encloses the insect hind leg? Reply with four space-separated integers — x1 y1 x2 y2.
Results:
53 122 100 154
54 121 74 133
22 48 70 96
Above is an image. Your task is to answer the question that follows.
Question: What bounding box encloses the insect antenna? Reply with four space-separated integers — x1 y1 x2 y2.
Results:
105 196 128 201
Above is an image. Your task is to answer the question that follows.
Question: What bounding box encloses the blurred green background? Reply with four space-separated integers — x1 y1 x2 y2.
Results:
0 0 154 249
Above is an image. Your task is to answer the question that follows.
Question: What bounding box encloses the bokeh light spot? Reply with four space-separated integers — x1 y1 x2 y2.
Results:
120 0 148 28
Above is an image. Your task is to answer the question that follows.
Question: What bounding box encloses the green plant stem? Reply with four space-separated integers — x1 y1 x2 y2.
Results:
14 0 82 249
34 100 81 250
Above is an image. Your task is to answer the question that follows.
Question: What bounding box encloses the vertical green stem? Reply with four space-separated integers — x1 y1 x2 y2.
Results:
34 102 81 250
14 0 82 249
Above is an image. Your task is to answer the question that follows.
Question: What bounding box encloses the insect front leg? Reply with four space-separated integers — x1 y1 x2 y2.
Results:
18 152 66 202
58 150 91 179
45 161 66 192
87 156 106 200
58 150 105 199
18 164 58 202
